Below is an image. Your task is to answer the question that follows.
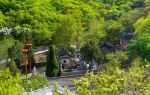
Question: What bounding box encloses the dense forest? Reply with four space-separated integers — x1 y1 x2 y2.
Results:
0 0 150 60
0 0 150 95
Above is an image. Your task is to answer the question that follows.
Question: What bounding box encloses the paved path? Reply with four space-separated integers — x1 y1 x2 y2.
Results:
48 74 82 87
47 70 98 92
48 73 85 93
48 70 97 87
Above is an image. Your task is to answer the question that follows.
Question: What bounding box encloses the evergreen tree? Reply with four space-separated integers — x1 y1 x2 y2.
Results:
7 61 19 76
7 41 23 68
46 44 59 77
29 47 36 70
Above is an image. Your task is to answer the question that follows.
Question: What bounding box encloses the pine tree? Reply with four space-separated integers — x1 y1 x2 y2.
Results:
46 44 59 77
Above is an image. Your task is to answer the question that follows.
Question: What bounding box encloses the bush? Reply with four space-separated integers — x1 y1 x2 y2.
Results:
0 68 23 95
21 75 50 92
7 41 24 67
7 61 20 76
74 56 150 95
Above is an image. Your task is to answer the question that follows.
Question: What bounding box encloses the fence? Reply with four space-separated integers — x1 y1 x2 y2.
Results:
24 85 75 95
24 86 55 95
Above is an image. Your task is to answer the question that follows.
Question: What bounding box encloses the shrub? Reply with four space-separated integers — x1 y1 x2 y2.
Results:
21 75 50 92
0 68 23 95
7 61 20 76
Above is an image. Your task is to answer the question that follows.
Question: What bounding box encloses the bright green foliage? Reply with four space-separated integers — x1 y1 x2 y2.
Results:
134 14 150 35
53 12 84 48
46 44 59 77
0 68 23 95
128 14 150 62
7 41 24 67
52 82 72 95
84 20 105 45
0 0 55 46
119 10 143 26
0 38 14 59
0 0 150 94
0 11 6 28
70 12 84 48
105 51 128 69
104 20 124 44
74 58 150 95
7 61 20 76
81 20 105 64
21 75 50 92
0 0 143 46
53 14 83 48
128 35 150 62
52 82 60 95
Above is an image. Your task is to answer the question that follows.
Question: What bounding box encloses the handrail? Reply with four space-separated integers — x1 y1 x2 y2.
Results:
24 86 55 95
24 85 75 95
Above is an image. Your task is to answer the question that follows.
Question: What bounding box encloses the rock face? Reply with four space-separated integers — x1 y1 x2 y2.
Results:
133 0 144 8
119 27 134 50
100 27 134 53
120 27 134 40
100 42 116 54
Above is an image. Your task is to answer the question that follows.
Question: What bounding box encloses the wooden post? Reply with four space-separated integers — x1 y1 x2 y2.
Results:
27 44 32 72
22 49 28 79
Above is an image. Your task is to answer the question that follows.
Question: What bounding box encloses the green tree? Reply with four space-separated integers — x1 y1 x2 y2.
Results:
134 14 150 35
74 58 150 95
0 12 6 27
46 44 59 77
81 41 102 69
7 41 23 67
128 14 150 63
81 20 105 68
103 20 124 45
53 14 83 48
119 8 148 27
105 51 128 69
0 0 145 47
0 38 14 60
128 35 150 63
0 68 23 95
7 61 20 76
